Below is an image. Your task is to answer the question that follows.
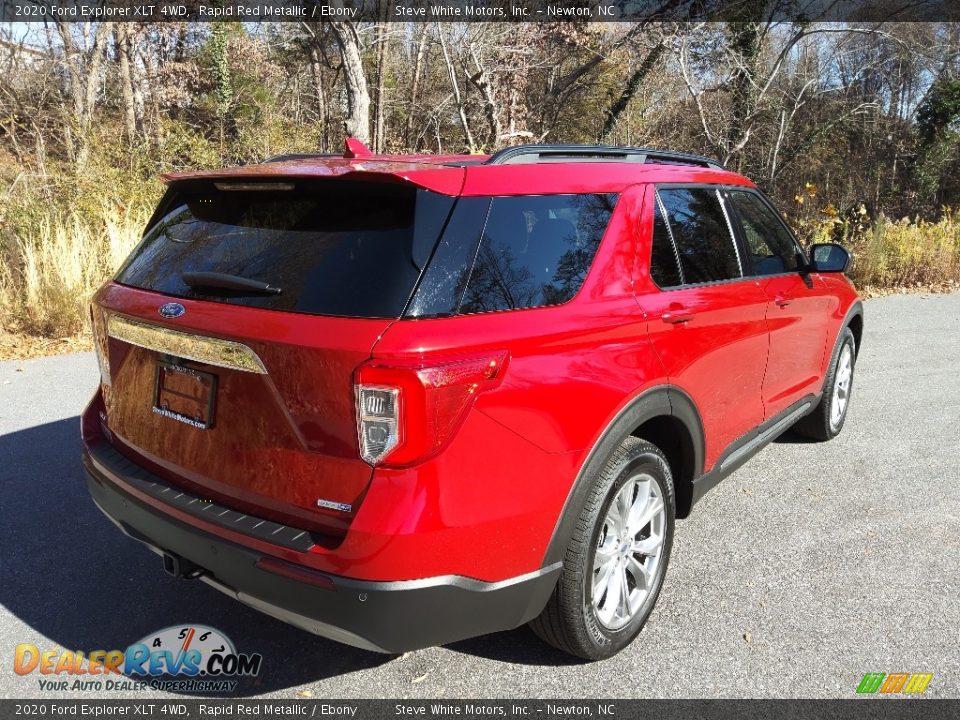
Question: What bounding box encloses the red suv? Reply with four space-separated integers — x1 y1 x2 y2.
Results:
82 141 862 660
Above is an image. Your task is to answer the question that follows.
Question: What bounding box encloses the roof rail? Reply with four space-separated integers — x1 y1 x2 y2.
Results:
485 144 725 169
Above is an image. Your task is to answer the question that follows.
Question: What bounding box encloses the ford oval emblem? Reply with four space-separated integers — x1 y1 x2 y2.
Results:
159 302 185 319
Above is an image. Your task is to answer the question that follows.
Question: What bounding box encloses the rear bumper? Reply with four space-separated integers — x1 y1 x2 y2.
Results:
83 445 560 653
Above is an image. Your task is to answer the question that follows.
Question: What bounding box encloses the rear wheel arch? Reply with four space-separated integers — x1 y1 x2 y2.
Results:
543 385 704 567
654 387 704 519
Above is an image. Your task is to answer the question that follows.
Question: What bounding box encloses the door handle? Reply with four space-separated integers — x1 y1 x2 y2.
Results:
662 306 695 324
774 294 793 308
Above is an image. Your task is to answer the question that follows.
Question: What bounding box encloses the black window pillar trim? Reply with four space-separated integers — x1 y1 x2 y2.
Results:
718 185 757 278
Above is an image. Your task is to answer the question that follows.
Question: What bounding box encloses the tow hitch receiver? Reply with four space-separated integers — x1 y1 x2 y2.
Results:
162 552 204 579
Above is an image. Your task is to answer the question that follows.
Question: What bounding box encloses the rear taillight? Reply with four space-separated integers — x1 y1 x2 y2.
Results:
356 385 402 465
355 352 508 467
90 304 111 386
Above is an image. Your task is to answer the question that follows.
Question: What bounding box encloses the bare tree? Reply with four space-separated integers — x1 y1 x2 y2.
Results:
406 23 430 150
372 19 389 152
114 24 138 142
55 21 111 165
327 20 370 144
308 44 329 150
673 22 892 171
438 23 474 151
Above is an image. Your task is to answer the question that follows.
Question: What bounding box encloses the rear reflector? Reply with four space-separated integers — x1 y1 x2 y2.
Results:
255 557 335 590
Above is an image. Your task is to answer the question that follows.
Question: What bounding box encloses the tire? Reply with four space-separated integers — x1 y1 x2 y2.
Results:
794 326 857 441
529 437 675 660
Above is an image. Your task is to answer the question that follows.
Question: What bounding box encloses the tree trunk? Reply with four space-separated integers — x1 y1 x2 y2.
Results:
406 24 429 151
372 21 388 153
131 41 145 131
466 44 502 147
438 25 474 152
309 45 329 152
725 21 763 170
114 24 137 142
328 20 370 144
600 43 664 141
56 21 110 166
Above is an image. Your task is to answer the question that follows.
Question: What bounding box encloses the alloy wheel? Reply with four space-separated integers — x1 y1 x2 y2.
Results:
830 343 854 430
591 473 666 630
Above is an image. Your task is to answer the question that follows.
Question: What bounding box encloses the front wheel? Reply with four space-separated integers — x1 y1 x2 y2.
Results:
529 437 675 660
794 326 857 441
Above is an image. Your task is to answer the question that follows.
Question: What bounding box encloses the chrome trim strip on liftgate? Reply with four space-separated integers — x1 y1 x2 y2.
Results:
108 314 268 374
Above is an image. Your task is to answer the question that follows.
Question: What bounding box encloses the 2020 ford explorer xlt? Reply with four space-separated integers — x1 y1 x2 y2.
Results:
82 141 862 660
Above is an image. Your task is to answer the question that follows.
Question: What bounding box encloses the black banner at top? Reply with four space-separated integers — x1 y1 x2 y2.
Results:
2 0 958 23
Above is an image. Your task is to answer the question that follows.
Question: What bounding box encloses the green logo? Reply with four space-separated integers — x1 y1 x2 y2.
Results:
856 672 932 694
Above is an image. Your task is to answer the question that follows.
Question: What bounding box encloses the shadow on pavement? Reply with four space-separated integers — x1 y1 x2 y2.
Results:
772 428 819 444
447 627 586 667
1 417 575 697
0 417 389 696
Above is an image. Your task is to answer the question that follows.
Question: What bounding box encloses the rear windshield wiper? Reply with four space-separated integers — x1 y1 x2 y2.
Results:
182 271 283 295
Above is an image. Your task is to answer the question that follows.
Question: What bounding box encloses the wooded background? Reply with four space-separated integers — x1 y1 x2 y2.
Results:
2 19 960 343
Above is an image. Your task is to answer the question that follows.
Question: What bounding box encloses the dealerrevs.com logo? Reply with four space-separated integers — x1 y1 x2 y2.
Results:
14 625 262 693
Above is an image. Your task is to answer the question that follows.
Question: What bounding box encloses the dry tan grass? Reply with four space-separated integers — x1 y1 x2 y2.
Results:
1 204 148 338
0 329 92 362
850 212 960 289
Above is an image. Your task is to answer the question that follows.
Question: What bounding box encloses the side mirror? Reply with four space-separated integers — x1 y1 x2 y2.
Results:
808 243 852 273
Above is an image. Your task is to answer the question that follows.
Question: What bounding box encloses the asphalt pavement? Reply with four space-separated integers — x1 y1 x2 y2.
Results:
1 292 958 699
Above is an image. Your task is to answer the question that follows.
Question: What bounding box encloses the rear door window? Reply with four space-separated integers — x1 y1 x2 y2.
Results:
457 194 617 314
655 187 742 285
116 180 455 318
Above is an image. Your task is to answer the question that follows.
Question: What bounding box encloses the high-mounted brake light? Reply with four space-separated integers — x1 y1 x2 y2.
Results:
355 352 509 467
213 182 295 191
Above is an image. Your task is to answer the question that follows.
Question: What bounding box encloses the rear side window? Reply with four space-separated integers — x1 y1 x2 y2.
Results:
116 181 455 318
458 194 616 314
655 188 741 285
406 193 616 317
728 190 802 275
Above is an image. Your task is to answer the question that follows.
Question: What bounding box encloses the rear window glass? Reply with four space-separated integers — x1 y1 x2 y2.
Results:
116 181 455 318
458 194 617 315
